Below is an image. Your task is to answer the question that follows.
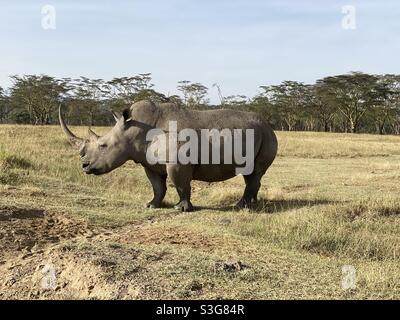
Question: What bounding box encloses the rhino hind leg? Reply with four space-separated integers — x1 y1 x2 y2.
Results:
144 168 167 208
235 156 272 209
235 172 262 209
236 128 277 210
166 164 194 212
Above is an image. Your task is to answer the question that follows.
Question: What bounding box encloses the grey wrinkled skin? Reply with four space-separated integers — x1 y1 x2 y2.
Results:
59 100 278 212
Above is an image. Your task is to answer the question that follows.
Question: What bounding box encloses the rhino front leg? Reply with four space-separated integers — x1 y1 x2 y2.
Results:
167 164 193 212
144 167 167 208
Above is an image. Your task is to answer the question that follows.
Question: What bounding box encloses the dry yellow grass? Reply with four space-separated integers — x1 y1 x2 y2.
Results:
0 125 399 299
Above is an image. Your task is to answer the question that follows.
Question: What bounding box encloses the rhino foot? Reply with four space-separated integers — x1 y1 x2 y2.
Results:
234 198 256 210
174 200 193 212
145 200 162 209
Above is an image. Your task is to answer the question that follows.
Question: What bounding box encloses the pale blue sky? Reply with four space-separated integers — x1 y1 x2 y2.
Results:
1 0 400 103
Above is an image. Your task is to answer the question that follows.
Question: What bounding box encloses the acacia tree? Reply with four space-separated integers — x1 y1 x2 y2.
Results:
10 75 69 125
259 81 312 131
0 86 10 123
177 81 209 107
4 71 400 134
0 86 6 122
223 95 248 108
107 74 153 103
177 80 190 105
107 76 138 104
250 94 272 121
369 74 400 134
313 84 338 132
106 73 169 108
133 89 169 103
316 72 382 133
71 77 109 126
166 95 183 105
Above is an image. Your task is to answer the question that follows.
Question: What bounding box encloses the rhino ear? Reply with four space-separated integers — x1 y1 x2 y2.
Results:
88 128 99 141
122 109 132 122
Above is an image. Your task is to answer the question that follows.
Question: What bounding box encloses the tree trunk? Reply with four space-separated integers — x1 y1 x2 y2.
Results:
379 120 385 135
324 121 329 132
349 119 356 133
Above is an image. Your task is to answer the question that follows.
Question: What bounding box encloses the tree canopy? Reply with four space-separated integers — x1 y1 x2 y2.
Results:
1 71 400 135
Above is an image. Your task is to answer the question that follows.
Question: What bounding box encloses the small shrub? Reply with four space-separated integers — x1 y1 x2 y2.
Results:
0 151 33 170
0 171 22 184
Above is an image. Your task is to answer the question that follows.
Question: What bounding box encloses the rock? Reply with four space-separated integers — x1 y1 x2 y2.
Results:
215 260 245 272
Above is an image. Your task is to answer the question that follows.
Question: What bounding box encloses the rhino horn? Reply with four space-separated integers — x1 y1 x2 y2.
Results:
111 111 122 122
58 105 84 148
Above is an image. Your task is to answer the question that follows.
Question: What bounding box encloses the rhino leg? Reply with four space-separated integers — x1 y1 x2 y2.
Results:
235 133 276 210
235 159 270 209
167 164 193 212
235 173 262 209
144 167 167 208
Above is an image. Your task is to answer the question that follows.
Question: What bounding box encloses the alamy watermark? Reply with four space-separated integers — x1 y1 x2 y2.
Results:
341 5 356 30
40 263 57 290
41 5 56 30
146 121 255 175
342 265 356 290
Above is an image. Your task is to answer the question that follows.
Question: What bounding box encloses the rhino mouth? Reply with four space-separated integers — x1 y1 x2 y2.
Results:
82 163 104 175
82 162 97 175
84 167 100 175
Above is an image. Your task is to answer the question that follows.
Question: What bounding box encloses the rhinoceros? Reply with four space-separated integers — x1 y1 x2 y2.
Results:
59 100 277 211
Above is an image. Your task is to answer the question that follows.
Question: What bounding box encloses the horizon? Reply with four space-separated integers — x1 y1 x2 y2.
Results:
1 0 400 103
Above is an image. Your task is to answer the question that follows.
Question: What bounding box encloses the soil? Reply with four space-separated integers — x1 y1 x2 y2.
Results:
0 201 240 300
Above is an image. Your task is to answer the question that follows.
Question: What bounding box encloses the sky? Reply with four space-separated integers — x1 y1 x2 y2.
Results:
0 0 400 103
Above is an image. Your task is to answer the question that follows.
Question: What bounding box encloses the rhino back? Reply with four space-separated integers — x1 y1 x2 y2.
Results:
156 103 266 131
129 100 267 131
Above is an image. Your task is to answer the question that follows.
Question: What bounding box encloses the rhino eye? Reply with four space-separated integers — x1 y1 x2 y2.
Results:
99 143 107 149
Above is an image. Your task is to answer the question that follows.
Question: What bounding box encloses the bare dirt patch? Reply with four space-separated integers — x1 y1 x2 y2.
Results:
0 206 95 257
0 244 145 299
120 224 229 250
0 206 217 299
0 207 152 299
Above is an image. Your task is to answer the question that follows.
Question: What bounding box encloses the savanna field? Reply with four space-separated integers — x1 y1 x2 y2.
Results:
0 125 399 299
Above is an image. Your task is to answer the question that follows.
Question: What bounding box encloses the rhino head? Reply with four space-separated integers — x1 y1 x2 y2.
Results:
59 106 136 175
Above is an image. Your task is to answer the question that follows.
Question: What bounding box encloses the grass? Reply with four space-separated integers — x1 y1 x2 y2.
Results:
0 124 399 299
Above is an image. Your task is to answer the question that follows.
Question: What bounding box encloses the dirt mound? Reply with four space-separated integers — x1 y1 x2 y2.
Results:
0 207 144 299
0 206 94 257
0 206 175 299
0 245 143 299
0 207 234 299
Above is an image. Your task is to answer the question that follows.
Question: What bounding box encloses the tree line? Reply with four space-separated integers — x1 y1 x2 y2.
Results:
1 71 400 134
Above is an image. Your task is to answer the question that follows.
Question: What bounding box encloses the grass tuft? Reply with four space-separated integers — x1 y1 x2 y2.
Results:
0 150 33 170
